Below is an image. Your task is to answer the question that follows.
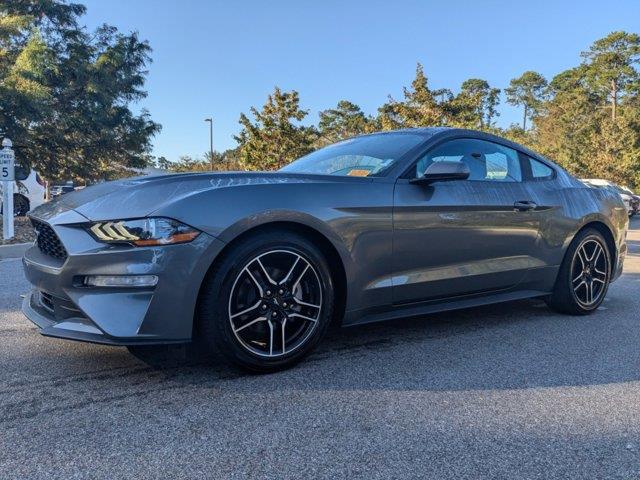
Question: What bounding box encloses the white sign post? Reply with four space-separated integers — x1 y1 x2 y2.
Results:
1 138 15 240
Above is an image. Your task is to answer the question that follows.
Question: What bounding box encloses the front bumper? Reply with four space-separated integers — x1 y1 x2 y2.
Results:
22 290 166 345
21 216 226 345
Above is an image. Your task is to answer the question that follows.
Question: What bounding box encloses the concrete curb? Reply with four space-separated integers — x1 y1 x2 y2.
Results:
0 242 30 260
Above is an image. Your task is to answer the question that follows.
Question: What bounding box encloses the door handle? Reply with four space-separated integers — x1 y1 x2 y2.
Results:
514 200 537 211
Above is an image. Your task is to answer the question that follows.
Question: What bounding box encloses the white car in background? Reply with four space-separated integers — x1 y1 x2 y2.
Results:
581 179 638 217
0 170 46 216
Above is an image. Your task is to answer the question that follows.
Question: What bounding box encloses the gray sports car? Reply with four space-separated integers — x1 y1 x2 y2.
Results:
22 128 628 371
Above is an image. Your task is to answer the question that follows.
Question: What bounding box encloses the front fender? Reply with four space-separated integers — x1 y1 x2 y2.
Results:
153 180 395 315
216 208 357 282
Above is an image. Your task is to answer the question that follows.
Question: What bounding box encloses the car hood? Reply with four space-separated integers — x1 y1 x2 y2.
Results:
29 171 336 223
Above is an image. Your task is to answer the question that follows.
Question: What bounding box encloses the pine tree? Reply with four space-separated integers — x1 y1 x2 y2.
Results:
505 71 548 130
581 31 640 121
449 79 500 129
317 100 373 145
378 63 445 129
235 87 316 170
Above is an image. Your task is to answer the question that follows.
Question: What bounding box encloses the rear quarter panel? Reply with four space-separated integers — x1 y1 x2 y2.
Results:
522 170 628 272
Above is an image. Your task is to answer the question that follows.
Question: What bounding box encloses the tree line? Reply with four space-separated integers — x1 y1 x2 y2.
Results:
175 31 640 188
2 2 639 188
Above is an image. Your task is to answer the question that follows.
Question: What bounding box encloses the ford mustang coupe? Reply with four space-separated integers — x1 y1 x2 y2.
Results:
22 128 628 371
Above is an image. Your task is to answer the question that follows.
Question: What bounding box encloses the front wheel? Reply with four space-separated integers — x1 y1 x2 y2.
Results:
546 228 611 315
196 230 334 372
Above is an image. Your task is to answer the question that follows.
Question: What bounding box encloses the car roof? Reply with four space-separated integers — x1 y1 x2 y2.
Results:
358 127 561 171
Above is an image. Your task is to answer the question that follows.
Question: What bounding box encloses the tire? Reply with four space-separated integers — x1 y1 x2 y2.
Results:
546 228 611 315
196 230 335 373
0 194 29 217
14 194 29 216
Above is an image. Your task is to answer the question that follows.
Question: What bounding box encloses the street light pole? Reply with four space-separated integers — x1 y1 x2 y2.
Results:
204 117 213 171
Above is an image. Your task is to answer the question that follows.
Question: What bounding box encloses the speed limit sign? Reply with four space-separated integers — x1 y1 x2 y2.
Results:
0 144 14 181
1 138 15 240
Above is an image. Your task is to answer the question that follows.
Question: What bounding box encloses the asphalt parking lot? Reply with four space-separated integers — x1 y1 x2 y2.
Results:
1 220 640 479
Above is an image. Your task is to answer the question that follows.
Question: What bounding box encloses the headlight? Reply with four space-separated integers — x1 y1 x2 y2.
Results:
88 218 200 246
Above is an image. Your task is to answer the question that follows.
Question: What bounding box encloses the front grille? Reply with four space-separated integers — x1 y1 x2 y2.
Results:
31 219 68 260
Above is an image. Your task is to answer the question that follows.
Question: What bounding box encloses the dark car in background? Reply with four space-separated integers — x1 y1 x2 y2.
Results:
50 184 76 198
21 128 628 371
621 186 640 216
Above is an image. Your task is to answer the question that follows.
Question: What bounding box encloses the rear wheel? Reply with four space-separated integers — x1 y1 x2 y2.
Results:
196 230 334 372
546 228 611 315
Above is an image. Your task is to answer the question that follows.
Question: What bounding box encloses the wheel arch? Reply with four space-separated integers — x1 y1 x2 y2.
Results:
570 220 617 269
197 220 348 327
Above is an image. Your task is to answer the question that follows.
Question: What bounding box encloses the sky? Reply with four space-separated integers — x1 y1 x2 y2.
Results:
80 0 640 163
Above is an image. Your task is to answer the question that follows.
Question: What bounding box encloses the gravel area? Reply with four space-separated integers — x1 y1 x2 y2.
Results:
0 216 35 245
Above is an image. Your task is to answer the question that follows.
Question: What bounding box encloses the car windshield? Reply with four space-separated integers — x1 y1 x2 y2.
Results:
280 133 426 177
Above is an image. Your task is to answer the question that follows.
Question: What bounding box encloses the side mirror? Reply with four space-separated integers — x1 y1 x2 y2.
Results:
410 161 470 185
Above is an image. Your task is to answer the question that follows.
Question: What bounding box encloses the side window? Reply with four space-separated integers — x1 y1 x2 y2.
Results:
414 138 522 182
527 156 554 180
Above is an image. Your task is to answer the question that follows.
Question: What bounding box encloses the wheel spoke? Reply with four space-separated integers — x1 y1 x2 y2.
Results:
230 300 262 319
293 296 321 309
586 281 594 304
256 257 278 285
572 272 584 284
591 245 602 264
577 247 588 269
279 255 301 285
234 316 268 333
281 318 287 354
593 270 607 284
574 279 587 293
268 320 274 356
244 267 264 297
288 312 318 323
292 264 310 292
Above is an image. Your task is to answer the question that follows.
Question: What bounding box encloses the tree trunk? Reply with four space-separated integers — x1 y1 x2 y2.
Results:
523 105 528 130
611 79 617 121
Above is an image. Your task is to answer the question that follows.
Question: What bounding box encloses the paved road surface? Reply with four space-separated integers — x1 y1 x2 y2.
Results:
1 219 640 479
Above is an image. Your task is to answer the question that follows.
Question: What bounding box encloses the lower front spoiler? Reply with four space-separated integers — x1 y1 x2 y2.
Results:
22 291 189 347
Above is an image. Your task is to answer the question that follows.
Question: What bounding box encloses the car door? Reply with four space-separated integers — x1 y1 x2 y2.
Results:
392 137 542 304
